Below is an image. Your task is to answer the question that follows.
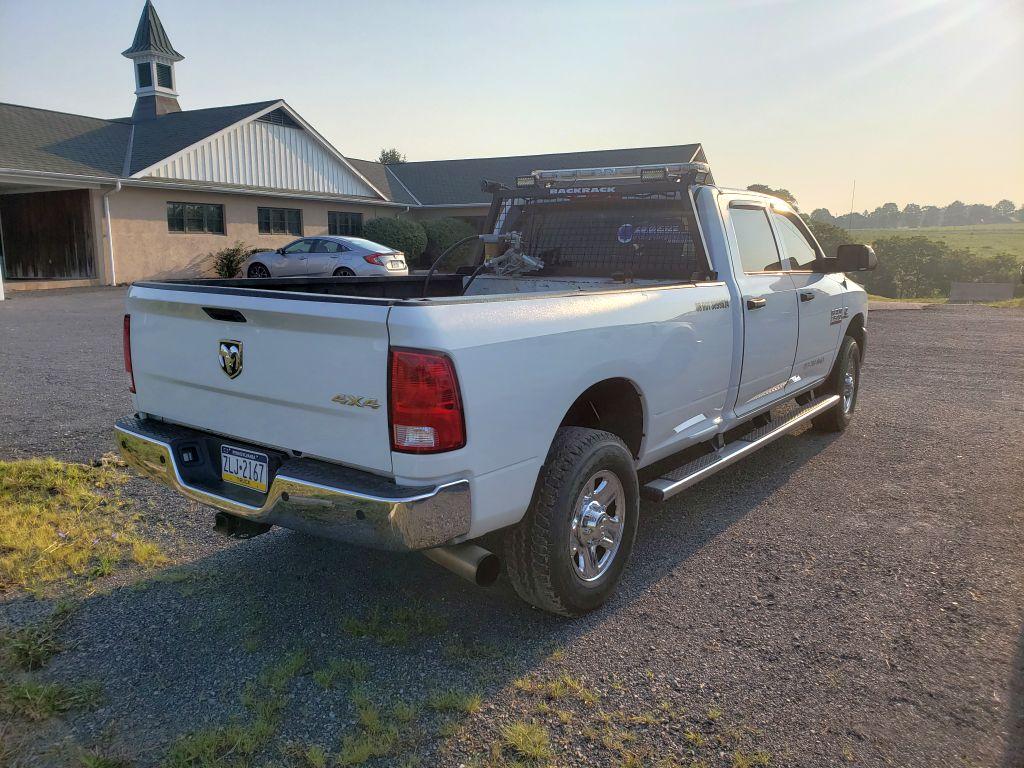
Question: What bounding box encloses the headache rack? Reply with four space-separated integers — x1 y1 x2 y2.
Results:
482 163 714 281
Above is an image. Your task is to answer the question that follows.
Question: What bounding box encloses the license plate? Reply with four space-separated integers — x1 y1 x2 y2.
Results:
220 445 268 493
389 261 404 269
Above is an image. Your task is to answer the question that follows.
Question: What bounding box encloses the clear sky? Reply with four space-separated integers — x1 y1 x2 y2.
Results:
1 0 1021 213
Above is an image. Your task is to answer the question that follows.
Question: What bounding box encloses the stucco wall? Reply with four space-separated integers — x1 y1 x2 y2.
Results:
107 186 402 284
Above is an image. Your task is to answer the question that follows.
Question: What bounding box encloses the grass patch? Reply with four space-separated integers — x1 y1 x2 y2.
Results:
500 721 551 761
512 673 598 706
986 297 1024 309
851 222 1024 260
165 650 308 767
335 689 403 766
0 602 76 671
427 689 482 715
0 678 101 720
0 457 167 594
868 294 947 303
342 602 446 646
312 658 371 689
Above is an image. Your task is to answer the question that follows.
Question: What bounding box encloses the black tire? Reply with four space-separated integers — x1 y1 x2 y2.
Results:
333 267 355 277
502 427 639 617
812 335 861 432
247 263 271 279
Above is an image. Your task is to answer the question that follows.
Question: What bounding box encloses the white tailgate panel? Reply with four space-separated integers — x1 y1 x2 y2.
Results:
128 287 393 474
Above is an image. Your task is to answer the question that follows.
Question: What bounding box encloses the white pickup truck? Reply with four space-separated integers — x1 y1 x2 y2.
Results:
116 162 875 616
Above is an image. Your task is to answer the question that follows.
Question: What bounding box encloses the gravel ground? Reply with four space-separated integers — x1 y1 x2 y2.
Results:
1 288 1021 768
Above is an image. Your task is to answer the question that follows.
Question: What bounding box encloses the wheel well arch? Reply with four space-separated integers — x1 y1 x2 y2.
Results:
558 378 645 458
846 312 866 357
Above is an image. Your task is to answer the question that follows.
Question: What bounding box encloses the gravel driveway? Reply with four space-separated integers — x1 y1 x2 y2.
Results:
1 288 1021 767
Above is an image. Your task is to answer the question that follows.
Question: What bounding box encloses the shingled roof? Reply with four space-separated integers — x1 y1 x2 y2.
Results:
122 0 183 60
384 144 707 206
0 103 129 177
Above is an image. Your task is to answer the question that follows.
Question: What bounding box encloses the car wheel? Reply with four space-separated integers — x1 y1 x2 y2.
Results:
333 267 355 277
247 263 271 279
503 427 639 617
812 335 861 433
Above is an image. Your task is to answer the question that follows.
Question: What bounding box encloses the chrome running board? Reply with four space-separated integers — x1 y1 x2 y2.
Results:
642 395 841 502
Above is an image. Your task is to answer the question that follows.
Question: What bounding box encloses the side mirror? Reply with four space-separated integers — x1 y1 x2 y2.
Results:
816 243 877 272
275 247 285 255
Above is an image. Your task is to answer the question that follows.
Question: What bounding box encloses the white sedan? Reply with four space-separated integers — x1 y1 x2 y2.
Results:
241 236 408 278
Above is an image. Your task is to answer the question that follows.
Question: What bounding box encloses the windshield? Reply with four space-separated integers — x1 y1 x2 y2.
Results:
501 196 706 280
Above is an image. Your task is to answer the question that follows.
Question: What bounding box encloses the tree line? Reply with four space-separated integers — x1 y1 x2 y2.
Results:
745 184 1022 230
811 199 1021 230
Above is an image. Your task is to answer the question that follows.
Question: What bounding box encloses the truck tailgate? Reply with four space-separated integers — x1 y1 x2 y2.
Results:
126 285 393 474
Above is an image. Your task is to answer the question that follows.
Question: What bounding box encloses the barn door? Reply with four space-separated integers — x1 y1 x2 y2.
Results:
0 190 96 279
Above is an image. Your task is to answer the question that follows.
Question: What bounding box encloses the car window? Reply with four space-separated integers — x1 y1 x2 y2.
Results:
283 239 314 254
342 237 394 252
730 207 784 272
314 240 347 253
771 211 819 269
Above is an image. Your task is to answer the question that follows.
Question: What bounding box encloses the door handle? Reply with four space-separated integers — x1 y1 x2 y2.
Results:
800 291 815 302
746 297 767 310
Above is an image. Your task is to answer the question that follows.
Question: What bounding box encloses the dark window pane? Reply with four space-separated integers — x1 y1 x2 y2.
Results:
731 207 783 272
166 202 184 232
328 211 363 236
271 209 286 233
287 209 302 235
206 205 225 234
156 63 172 89
185 204 205 232
137 62 152 88
258 208 271 234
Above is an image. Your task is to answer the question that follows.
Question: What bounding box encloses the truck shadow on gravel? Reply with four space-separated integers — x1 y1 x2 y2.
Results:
29 428 839 766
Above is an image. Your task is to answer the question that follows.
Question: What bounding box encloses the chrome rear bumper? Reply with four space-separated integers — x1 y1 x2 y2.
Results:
114 416 471 551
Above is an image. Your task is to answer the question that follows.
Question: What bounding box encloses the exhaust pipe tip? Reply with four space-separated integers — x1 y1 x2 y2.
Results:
474 551 501 587
424 543 500 587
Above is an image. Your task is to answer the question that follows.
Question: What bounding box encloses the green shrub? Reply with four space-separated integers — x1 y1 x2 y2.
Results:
207 241 257 279
420 218 479 270
362 218 427 267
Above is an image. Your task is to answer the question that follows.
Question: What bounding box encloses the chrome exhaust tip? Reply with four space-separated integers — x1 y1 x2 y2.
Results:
423 543 500 587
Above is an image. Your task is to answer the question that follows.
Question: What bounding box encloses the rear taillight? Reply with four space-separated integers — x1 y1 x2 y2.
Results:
389 348 465 453
364 253 387 266
123 314 135 393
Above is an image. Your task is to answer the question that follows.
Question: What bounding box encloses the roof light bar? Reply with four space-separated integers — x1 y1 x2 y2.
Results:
531 162 711 184
515 175 536 188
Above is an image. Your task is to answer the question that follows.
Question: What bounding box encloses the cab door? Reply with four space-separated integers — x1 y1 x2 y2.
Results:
727 203 800 417
768 208 844 384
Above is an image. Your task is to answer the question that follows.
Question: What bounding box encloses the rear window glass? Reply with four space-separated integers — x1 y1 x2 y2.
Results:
343 237 396 252
507 199 703 279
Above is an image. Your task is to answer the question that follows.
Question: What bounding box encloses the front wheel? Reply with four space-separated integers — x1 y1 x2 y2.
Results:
503 427 639 617
247 263 271 279
812 335 861 432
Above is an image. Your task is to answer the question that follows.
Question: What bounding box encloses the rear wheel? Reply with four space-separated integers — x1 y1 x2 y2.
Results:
333 267 355 277
247 263 271 279
812 335 861 432
503 427 639 616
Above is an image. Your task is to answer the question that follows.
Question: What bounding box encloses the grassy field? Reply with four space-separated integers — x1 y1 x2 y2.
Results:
848 222 1024 260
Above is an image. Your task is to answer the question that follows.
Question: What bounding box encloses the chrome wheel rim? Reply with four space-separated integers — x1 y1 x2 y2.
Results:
569 470 625 583
842 360 858 413
249 264 270 278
